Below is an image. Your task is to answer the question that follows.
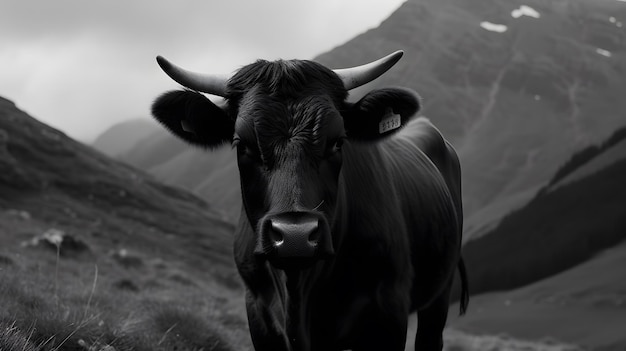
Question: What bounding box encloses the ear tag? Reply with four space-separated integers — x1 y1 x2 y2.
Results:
379 109 402 134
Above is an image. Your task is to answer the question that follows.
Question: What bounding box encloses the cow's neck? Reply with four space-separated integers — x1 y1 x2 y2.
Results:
284 270 311 350
263 264 330 351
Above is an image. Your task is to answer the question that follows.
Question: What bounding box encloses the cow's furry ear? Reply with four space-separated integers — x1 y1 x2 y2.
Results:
344 87 420 141
151 90 233 148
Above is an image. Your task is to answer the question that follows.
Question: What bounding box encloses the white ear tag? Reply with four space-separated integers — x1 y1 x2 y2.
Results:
379 109 401 134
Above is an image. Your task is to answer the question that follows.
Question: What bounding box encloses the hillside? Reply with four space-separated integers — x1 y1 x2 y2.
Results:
456 125 626 295
110 126 241 222
148 144 240 222
97 0 626 241
92 118 159 158
546 126 626 192
461 156 626 296
420 126 626 350
118 127 189 170
448 241 626 350
0 96 250 350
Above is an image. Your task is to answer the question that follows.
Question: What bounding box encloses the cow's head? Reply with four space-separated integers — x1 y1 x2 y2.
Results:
152 51 419 270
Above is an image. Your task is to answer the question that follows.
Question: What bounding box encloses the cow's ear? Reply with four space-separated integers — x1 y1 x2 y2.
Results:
343 87 420 141
151 90 234 148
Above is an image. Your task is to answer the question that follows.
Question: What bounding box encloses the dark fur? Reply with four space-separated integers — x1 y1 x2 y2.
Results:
152 58 468 351
345 87 421 141
151 90 233 148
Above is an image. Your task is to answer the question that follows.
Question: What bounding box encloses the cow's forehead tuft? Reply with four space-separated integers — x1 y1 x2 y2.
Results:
235 95 343 139
226 59 348 104
234 93 344 168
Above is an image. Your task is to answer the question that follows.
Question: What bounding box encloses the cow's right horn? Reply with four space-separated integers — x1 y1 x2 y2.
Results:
333 50 404 91
156 56 229 97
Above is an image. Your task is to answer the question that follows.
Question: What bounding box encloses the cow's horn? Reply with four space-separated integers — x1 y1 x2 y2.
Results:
333 50 404 90
156 56 229 96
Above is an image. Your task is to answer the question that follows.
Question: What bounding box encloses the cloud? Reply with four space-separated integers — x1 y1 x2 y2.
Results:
0 0 405 141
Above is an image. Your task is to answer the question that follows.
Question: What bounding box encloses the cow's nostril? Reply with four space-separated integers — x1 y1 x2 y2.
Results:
269 220 285 247
307 221 320 245
269 217 320 253
260 213 332 263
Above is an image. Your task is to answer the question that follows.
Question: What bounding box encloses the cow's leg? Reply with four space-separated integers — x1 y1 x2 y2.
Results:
245 291 289 351
351 291 409 351
415 283 452 351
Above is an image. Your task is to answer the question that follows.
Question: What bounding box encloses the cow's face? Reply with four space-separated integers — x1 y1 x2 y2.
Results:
227 62 349 269
151 54 420 270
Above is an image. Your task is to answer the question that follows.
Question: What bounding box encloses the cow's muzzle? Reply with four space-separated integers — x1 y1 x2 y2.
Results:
255 212 334 269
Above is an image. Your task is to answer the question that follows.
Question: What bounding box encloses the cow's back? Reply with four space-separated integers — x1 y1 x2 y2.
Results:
390 117 463 223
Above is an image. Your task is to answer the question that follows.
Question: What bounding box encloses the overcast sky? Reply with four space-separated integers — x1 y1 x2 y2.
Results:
0 0 405 142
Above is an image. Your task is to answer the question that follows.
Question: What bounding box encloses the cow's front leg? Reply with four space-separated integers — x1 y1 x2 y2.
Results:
245 290 290 351
350 288 410 351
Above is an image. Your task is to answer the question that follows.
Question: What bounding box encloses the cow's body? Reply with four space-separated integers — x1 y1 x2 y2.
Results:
151 51 468 351
235 117 463 351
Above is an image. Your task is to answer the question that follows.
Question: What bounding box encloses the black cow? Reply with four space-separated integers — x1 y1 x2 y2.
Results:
151 50 469 351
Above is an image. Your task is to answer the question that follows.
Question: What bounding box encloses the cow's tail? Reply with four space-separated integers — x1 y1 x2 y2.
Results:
458 257 469 315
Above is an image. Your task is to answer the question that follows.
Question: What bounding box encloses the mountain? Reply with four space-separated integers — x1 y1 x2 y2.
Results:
149 145 241 222
315 0 626 240
98 0 626 241
460 128 626 297
439 127 626 349
118 127 189 170
92 119 243 222
0 96 250 350
110 128 241 222
0 96 234 256
91 118 159 158
546 127 626 192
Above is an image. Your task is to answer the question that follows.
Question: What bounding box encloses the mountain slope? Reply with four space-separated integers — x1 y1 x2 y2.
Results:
437 127 626 349
449 241 626 350
455 127 626 300
546 126 626 192
118 127 189 170
92 118 159 158
113 129 241 221
149 145 240 220
1 97 231 236
0 96 250 350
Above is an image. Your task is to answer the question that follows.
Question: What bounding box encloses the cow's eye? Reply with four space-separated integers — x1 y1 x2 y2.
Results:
236 141 261 162
329 138 345 154
231 137 240 149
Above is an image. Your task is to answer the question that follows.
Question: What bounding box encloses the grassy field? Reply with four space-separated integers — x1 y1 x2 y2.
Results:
0 208 251 351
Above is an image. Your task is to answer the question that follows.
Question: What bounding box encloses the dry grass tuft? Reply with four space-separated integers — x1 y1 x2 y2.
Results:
0 322 38 351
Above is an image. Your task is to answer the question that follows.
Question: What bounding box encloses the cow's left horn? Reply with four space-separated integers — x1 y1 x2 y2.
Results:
156 56 229 96
333 50 404 91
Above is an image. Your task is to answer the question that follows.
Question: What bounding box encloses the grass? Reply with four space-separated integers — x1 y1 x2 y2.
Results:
0 322 38 351
441 329 585 351
0 253 245 351
0 205 249 351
